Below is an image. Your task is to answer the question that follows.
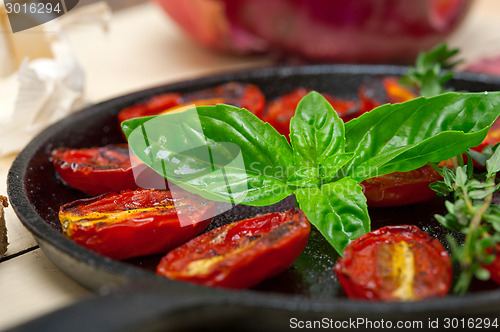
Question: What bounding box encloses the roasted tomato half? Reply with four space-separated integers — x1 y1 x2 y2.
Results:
52 144 138 195
117 93 182 124
382 77 418 104
361 164 442 207
335 225 452 301
59 188 216 260
157 208 310 289
262 88 358 137
51 144 163 196
117 82 266 123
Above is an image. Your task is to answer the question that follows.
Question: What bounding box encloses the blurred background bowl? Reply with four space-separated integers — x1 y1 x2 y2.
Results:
151 0 472 64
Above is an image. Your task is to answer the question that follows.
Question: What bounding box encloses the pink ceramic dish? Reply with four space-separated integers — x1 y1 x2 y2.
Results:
152 0 472 63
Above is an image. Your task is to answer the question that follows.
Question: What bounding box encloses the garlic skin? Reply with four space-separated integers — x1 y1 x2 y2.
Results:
0 2 111 157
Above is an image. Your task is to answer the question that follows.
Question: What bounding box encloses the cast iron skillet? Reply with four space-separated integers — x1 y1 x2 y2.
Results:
7 64 500 331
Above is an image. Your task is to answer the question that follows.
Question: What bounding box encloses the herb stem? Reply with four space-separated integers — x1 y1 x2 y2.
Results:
429 162 443 177
471 193 493 231
457 189 494 294
451 156 459 170
454 268 473 294
460 189 475 215
458 153 465 167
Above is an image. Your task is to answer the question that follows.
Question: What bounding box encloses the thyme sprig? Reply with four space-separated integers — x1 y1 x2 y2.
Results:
431 146 500 294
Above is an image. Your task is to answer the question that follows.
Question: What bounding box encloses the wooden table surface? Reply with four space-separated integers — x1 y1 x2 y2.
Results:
1 0 500 329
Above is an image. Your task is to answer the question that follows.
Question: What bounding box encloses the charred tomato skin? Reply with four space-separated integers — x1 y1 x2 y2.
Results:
361 164 442 207
51 144 139 196
117 82 266 123
117 93 182 124
59 188 216 260
157 208 310 289
335 225 452 301
262 88 358 137
51 144 165 196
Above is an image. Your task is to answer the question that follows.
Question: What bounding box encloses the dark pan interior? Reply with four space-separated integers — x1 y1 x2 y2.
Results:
8 64 500 325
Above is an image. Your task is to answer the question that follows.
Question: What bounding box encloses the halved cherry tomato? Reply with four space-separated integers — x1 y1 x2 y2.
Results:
183 82 265 117
157 208 310 289
51 144 163 196
261 79 416 138
117 93 182 124
117 82 266 123
262 88 358 137
361 164 442 207
382 77 418 104
59 188 216 260
483 245 500 286
335 225 452 301
52 144 138 195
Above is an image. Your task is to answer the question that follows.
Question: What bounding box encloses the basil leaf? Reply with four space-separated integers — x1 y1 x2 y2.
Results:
290 91 345 184
122 105 293 206
319 152 355 183
355 131 489 179
343 92 500 181
295 177 369 255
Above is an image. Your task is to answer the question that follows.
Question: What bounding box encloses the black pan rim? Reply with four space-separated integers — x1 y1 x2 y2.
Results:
8 63 500 316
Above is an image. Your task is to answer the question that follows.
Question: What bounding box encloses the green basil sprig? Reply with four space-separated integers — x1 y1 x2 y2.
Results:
400 43 460 97
123 91 500 255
